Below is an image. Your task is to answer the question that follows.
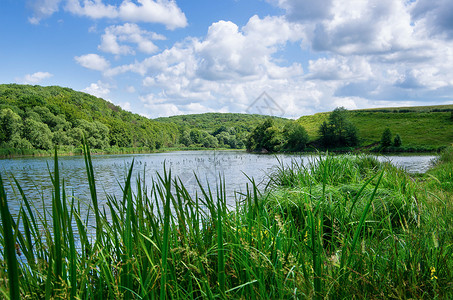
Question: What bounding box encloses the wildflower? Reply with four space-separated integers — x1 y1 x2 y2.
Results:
430 266 438 280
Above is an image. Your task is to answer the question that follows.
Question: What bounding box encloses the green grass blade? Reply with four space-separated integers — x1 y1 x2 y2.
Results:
0 174 21 300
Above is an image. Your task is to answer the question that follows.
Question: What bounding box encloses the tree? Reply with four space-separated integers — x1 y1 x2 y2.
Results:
393 134 402 147
76 120 109 149
282 122 309 151
0 108 22 144
318 107 358 148
247 118 282 152
380 128 392 147
23 118 53 150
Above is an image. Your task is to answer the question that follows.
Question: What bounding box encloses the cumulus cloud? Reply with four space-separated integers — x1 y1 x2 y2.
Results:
67 1 453 118
411 0 453 39
308 56 372 81
98 23 165 55
65 0 187 29
75 53 110 71
28 0 187 29
28 0 62 24
117 0 187 30
82 80 112 99
20 71 54 84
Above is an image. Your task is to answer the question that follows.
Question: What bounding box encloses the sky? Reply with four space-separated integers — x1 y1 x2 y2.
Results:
1 0 453 119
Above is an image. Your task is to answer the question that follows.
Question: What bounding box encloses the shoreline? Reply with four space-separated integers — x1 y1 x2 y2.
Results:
0 145 443 159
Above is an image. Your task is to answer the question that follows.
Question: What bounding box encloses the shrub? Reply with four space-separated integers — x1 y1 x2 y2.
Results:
393 134 402 147
380 128 392 147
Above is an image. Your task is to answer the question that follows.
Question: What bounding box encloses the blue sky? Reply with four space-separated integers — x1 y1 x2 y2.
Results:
1 0 453 118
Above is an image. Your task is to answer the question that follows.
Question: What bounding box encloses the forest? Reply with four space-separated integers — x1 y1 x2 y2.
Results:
0 84 179 152
1 84 452 155
0 84 291 154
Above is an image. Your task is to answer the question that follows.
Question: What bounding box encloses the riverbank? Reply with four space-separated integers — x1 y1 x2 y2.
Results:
0 145 239 159
1 143 445 159
0 147 452 298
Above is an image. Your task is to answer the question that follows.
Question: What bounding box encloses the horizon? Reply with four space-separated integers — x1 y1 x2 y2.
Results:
1 0 453 119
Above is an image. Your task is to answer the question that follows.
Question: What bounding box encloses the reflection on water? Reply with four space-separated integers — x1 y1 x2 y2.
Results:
0 151 436 220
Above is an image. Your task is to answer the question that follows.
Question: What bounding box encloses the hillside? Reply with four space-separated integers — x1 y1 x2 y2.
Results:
155 112 290 131
0 84 178 151
155 113 292 149
297 104 453 148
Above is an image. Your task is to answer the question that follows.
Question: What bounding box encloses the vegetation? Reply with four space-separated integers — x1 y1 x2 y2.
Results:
0 84 179 153
298 104 453 150
0 85 295 154
1 84 451 155
380 128 393 147
246 118 309 152
0 145 452 298
157 113 291 150
317 107 358 148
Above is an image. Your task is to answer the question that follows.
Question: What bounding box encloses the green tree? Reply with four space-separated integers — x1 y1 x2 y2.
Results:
76 120 109 149
380 128 392 147
6 133 32 149
393 134 402 147
247 118 282 152
0 108 22 144
282 122 309 151
318 107 358 148
23 118 53 150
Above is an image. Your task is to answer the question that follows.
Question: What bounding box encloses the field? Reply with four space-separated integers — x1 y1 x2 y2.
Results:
0 146 452 298
298 104 453 148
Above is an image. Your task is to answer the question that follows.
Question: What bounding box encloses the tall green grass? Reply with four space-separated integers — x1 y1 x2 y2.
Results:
0 147 452 298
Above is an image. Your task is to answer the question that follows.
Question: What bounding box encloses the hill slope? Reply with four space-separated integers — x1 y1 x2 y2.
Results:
297 105 453 148
155 113 292 149
0 84 178 151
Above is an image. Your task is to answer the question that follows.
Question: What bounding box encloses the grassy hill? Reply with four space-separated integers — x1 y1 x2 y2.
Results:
298 104 453 149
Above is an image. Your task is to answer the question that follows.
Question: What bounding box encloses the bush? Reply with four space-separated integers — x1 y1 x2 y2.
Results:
393 134 402 147
380 128 392 147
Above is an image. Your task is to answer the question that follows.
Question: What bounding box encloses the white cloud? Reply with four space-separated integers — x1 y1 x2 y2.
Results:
65 0 118 19
29 0 187 29
21 71 54 84
82 80 112 99
64 0 186 29
70 1 453 118
117 0 187 30
308 56 372 81
75 53 110 71
98 23 164 55
411 0 453 39
28 0 63 24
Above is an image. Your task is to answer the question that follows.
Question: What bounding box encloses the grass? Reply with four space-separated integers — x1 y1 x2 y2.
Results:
0 145 452 298
298 105 453 149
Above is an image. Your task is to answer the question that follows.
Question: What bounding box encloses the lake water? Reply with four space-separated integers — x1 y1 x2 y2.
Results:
0 151 436 218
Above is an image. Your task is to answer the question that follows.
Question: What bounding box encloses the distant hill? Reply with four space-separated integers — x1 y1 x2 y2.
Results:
155 112 290 132
297 104 453 148
0 84 178 151
155 113 292 149
2 84 450 153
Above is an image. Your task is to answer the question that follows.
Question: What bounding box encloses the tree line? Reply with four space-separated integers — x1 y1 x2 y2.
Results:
0 84 178 151
246 107 361 152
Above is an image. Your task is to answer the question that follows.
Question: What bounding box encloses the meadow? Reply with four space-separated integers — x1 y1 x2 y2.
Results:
298 105 453 149
0 146 452 299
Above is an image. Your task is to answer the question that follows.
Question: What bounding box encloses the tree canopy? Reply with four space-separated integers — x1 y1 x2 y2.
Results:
318 107 358 148
0 84 178 151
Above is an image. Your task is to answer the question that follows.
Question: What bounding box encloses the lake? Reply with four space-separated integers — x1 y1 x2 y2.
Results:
0 150 436 218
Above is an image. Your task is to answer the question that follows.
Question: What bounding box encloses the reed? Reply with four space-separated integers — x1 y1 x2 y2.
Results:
0 146 452 298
